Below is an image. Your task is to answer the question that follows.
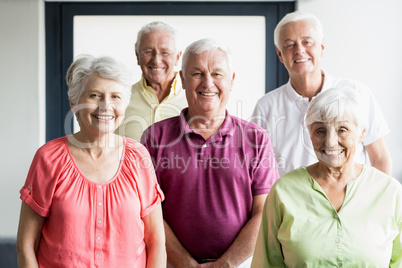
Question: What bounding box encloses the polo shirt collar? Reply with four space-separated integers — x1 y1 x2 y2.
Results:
178 108 235 139
285 69 329 103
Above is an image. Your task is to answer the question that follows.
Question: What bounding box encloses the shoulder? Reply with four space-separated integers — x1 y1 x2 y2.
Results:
35 137 68 160
330 76 370 93
256 84 288 106
361 165 402 190
272 167 311 192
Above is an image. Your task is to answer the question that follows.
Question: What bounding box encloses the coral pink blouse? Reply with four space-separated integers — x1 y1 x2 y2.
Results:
20 136 164 267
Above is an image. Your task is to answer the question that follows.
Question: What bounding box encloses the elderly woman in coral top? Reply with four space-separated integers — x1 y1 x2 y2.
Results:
251 88 402 267
16 55 166 267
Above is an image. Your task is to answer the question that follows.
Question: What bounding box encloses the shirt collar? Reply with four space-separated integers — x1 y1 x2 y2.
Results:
285 69 329 103
178 108 235 139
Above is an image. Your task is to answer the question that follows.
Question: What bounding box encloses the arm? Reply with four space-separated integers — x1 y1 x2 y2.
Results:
201 194 267 268
16 202 45 268
165 220 199 268
365 138 392 175
143 203 167 268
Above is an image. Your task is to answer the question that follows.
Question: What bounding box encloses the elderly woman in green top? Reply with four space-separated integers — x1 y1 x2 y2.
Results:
251 87 402 267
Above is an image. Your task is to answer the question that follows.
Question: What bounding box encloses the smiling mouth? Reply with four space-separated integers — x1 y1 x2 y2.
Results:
322 149 344 155
93 115 114 120
199 92 217 96
151 68 163 71
294 58 310 63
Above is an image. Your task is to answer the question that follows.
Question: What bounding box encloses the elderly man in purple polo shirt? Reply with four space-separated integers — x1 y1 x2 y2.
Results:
141 38 279 268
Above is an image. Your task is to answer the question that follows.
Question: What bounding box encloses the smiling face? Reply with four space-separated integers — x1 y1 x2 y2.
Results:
276 20 324 78
180 49 235 119
309 114 366 169
72 75 127 136
136 30 181 87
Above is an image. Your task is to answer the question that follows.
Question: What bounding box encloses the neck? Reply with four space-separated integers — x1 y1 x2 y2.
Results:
312 161 363 184
290 70 324 100
69 131 121 157
146 74 176 103
186 110 226 140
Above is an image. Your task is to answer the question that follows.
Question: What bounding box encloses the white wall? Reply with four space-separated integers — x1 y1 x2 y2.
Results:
0 0 45 238
1 0 401 238
297 0 402 181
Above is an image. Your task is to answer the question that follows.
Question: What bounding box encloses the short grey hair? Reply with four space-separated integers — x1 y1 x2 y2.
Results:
305 87 368 133
181 38 234 76
274 11 324 49
135 21 178 53
66 55 132 107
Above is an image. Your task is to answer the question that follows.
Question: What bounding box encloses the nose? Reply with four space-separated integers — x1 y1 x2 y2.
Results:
295 42 305 55
99 98 113 111
325 129 338 147
202 74 214 89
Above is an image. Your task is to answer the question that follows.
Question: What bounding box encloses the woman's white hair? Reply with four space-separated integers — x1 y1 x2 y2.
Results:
135 21 178 53
66 54 132 107
305 87 368 133
274 11 324 49
181 38 234 76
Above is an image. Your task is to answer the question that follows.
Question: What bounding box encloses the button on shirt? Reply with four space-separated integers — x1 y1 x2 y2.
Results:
116 72 188 141
141 109 279 260
251 70 390 176
251 166 402 267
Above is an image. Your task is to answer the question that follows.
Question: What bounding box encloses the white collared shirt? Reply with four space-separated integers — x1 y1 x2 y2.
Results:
251 70 390 176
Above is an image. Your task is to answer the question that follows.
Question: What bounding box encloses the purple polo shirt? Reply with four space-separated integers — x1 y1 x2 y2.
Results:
141 109 279 260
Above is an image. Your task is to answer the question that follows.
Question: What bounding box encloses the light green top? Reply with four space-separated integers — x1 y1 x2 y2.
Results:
251 166 402 267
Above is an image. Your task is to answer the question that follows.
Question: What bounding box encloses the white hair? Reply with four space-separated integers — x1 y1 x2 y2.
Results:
274 11 324 49
181 38 234 76
66 54 132 107
135 21 178 53
305 87 368 133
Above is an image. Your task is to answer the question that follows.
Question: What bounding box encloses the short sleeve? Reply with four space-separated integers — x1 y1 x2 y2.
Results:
20 138 67 217
251 188 285 267
125 138 164 218
249 127 280 196
346 81 390 145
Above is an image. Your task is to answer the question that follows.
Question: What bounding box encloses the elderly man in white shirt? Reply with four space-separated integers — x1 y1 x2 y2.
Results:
252 11 392 177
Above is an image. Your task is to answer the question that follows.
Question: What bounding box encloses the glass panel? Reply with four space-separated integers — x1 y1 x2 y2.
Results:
73 15 266 132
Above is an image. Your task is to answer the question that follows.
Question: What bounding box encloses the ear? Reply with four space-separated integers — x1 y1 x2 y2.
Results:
276 47 284 63
179 70 185 89
320 39 325 57
230 72 236 90
175 51 182 66
135 50 140 66
359 128 367 143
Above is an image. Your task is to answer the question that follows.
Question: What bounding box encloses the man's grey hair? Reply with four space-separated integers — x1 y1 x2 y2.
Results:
274 11 324 49
135 21 179 53
181 38 234 76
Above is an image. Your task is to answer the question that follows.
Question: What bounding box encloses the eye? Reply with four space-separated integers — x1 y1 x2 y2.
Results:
304 39 314 46
338 128 348 135
161 51 170 57
212 72 223 78
191 72 203 78
284 43 294 49
90 93 100 98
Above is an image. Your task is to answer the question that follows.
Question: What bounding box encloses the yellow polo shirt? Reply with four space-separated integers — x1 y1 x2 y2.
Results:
116 72 187 141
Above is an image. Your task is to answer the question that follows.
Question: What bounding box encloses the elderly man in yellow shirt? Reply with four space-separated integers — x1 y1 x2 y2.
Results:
116 21 187 141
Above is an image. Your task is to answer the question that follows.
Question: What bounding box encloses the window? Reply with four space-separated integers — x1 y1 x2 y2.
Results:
45 1 294 140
